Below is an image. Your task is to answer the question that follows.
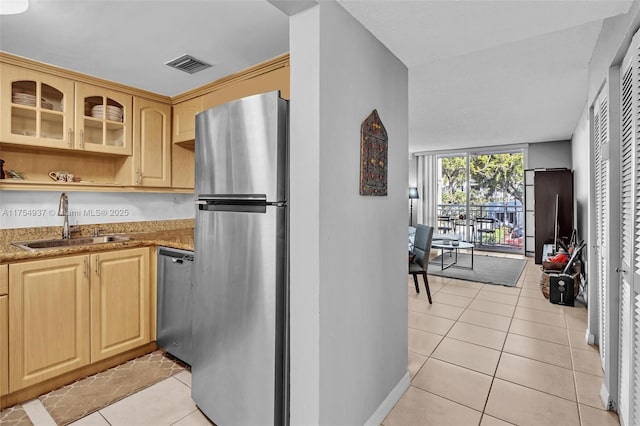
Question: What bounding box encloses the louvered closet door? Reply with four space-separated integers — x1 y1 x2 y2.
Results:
594 88 609 370
618 32 640 426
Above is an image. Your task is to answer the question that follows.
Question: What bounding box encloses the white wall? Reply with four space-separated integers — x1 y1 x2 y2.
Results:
571 1 640 407
571 106 590 254
588 1 640 102
527 140 572 170
289 2 409 424
289 6 321 424
571 105 592 328
0 191 195 229
574 0 640 330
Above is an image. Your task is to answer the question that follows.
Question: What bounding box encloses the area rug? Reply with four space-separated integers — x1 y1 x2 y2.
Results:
39 350 186 425
0 404 33 426
429 253 526 287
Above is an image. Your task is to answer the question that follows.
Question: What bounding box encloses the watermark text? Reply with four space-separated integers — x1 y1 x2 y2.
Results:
1 208 130 217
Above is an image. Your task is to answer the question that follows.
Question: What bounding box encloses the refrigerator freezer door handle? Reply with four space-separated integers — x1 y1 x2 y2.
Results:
197 200 267 214
197 194 267 202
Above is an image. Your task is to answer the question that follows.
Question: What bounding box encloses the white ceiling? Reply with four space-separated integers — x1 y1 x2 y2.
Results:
339 0 632 152
0 0 290 96
0 0 633 153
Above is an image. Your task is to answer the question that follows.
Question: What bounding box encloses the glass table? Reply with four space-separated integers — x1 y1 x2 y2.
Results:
431 241 474 270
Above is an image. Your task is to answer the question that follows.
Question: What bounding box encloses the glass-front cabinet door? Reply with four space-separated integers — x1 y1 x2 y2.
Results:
0 64 75 149
75 83 132 155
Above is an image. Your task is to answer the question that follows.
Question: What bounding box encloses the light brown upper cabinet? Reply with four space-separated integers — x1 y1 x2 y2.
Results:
170 97 199 189
201 65 290 110
1 64 133 156
134 97 171 187
172 96 202 144
0 63 75 149
75 82 132 156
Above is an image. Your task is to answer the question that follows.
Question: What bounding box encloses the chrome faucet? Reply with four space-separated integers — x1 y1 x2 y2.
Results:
58 192 70 239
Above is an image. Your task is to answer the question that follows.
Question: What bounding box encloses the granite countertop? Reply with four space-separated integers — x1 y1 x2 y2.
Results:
0 220 194 263
125 229 195 252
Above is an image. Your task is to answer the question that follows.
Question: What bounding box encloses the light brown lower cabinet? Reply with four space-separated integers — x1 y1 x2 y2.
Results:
90 248 150 361
1 295 8 398
8 247 151 393
9 255 90 392
0 264 7 398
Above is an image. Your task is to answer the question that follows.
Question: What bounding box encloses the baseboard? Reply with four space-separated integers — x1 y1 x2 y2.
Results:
600 383 616 411
364 371 410 426
585 329 596 345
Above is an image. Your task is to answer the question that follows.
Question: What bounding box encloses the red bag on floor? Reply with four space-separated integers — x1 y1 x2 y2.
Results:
547 253 568 264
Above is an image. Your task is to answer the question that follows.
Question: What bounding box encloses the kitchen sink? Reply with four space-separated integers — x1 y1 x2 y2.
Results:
12 235 131 251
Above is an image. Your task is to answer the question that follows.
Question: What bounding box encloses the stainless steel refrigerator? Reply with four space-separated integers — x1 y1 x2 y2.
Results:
192 90 288 426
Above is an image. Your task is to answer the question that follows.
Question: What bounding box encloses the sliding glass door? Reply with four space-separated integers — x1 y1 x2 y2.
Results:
437 154 472 241
437 150 524 253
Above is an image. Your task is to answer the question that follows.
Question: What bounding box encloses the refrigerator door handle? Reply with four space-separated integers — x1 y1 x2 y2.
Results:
197 194 267 203
196 196 268 213
268 201 287 207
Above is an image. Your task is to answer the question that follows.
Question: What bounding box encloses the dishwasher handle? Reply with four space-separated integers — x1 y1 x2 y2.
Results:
158 247 194 264
169 255 194 263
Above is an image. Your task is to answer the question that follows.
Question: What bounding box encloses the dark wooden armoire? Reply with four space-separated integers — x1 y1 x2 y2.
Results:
534 169 574 264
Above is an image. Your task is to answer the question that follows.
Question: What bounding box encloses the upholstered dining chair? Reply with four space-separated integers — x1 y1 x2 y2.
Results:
409 224 434 304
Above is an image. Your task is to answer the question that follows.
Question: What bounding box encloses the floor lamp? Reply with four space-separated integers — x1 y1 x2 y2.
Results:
409 187 419 226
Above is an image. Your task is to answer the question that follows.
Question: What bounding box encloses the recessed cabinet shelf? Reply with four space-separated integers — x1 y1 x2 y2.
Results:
0 179 122 187
0 142 133 190
10 105 64 117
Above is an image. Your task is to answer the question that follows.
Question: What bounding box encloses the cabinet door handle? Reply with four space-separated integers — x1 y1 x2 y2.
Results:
68 128 73 148
84 257 89 278
136 168 143 185
79 129 84 149
616 267 628 273
95 256 100 276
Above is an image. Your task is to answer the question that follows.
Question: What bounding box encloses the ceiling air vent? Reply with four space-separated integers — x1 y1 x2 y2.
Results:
165 54 212 74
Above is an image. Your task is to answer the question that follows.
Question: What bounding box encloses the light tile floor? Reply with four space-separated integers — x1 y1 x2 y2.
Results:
21 370 213 426
17 253 620 426
384 253 621 426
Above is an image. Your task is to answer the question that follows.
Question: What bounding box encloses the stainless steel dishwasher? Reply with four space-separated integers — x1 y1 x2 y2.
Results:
157 246 194 365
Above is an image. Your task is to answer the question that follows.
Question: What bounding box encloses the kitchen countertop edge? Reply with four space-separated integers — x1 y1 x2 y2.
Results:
0 228 194 263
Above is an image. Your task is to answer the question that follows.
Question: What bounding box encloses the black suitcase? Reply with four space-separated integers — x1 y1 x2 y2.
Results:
549 273 574 306
548 239 585 307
